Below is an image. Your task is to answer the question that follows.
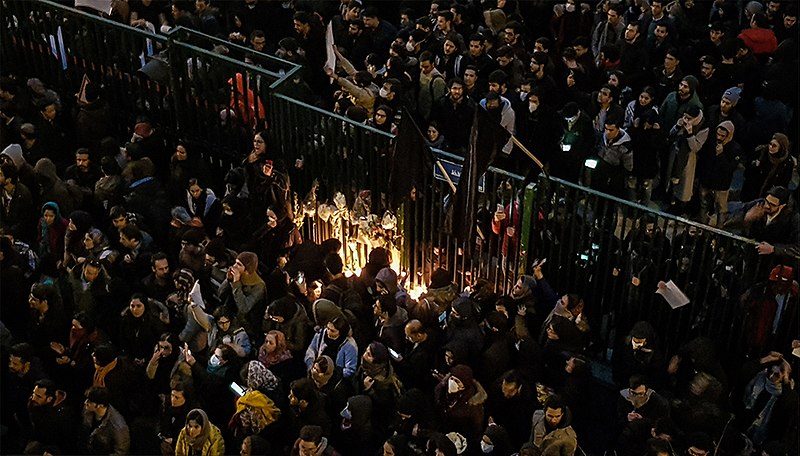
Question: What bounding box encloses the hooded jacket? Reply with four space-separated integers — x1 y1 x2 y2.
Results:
305 327 359 379
34 158 75 216
529 407 578 456
660 75 703 129
742 133 796 200
698 120 742 190
479 96 516 155
595 128 633 196
434 365 488 440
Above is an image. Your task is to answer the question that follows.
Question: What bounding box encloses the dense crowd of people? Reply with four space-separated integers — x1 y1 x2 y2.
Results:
0 0 799 455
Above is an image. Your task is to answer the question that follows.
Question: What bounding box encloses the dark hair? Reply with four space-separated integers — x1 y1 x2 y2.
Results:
290 378 318 403
120 224 142 242
437 11 453 22
664 47 680 61
699 55 718 67
0 162 18 182
448 77 464 88
377 295 398 317
544 394 567 412
767 186 790 204
93 344 117 366
752 11 770 28
572 36 590 48
600 44 620 61
85 386 111 406
100 156 121 176
330 316 351 336
34 379 57 399
362 6 380 19
608 3 624 15
469 33 486 44
564 293 584 311
496 45 515 59
299 425 324 444
75 147 90 157
488 69 508 84
109 205 127 220
535 36 552 51
9 342 35 362
419 50 435 64
324 252 344 275
629 374 649 389
30 282 58 304
150 252 168 267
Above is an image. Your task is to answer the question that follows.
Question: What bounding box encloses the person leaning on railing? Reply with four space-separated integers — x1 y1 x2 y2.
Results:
724 186 800 260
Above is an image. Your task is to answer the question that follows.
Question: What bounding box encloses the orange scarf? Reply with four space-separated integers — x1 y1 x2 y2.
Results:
93 358 118 387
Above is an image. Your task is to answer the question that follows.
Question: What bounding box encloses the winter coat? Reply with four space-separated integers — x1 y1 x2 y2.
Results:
305 328 359 378
479 96 516 155
659 82 703 129
81 405 130 456
738 28 778 56
434 378 488 440
742 142 796 201
34 158 75 215
596 129 633 197
174 421 225 456
698 135 742 190
529 408 578 456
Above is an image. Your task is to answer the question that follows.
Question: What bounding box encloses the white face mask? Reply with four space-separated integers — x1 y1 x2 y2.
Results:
406 41 415 52
208 354 221 367
447 378 462 393
529 103 539 113
565 3 576 12
379 87 389 98
481 441 494 453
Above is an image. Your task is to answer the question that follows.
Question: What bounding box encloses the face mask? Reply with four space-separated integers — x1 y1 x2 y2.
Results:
406 41 415 52
448 378 462 394
481 441 494 453
379 87 389 98
565 115 578 124
208 354 221 367
529 103 539 113
565 3 576 12
519 92 529 102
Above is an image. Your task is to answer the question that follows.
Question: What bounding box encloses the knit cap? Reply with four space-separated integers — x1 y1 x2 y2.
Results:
236 251 258 273
722 87 741 106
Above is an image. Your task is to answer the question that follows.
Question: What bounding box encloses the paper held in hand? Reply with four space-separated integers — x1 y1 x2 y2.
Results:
656 280 690 309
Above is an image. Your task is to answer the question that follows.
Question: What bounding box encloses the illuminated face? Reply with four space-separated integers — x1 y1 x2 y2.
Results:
217 317 231 331
189 183 203 199
326 322 340 339
170 390 186 407
175 145 188 160
709 29 724 43
501 380 519 398
76 153 90 171
624 24 639 41
374 110 388 125
664 53 678 70
43 209 56 226
463 70 477 85
544 407 564 428
363 16 379 29
443 39 456 55
186 420 202 438
253 134 267 154
654 25 668 41
293 20 308 35
768 138 781 154
298 440 318 456
129 298 146 318
436 16 449 32
638 92 652 106
469 40 482 57
764 194 783 216
112 216 127 230
42 104 57 121
265 334 277 353
31 385 51 406
607 9 620 25
719 97 733 114
83 264 101 282
449 83 463 100
700 63 714 79
504 28 516 44
8 355 26 375
153 258 170 280
678 80 690 99
784 15 797 28
419 60 434 75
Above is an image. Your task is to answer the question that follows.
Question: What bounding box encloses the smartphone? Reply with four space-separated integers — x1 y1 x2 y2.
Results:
387 347 401 361
229 382 246 397
296 271 305 285
157 433 167 441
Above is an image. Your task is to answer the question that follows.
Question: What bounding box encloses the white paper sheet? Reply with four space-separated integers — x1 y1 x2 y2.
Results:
656 280 690 309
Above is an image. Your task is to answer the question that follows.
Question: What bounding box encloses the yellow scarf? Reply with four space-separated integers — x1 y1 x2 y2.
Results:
93 358 118 387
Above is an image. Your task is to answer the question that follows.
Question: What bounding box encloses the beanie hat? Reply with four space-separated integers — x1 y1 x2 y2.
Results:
722 87 741 106
236 251 258 273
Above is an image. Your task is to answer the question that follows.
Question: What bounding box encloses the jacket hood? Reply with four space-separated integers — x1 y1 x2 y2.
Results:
1 144 25 169
68 210 93 233
683 75 699 95
717 120 735 145
344 394 373 430
605 129 631 147
34 158 59 183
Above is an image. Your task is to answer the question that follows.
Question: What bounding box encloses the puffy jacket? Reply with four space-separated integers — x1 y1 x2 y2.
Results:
174 422 225 456
305 328 359 379
82 405 130 456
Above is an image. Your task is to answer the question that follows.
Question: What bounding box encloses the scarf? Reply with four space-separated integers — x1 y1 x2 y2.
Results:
93 358 118 387
743 370 782 445
259 331 293 367
185 408 212 451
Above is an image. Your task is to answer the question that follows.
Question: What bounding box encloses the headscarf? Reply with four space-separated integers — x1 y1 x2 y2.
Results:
184 408 212 450
258 330 292 367
38 201 66 255
244 360 280 391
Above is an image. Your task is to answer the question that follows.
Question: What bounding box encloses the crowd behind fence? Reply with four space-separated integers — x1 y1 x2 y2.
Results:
1 0 794 368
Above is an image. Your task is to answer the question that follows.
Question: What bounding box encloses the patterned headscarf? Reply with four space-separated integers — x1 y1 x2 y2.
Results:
245 360 279 391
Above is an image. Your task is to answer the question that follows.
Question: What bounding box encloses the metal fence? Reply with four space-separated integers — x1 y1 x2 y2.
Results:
3 0 795 365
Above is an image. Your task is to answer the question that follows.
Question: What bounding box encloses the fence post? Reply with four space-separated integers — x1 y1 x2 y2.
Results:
518 181 537 276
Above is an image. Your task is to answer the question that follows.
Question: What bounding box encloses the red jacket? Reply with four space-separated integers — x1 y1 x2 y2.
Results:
738 28 778 55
